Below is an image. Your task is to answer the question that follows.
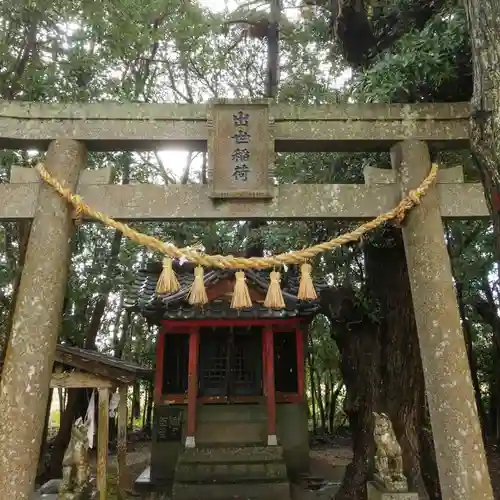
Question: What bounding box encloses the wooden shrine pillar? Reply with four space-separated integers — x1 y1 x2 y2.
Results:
97 387 110 500
391 140 493 500
263 326 277 445
295 328 305 400
117 385 128 500
185 328 200 448
0 139 86 500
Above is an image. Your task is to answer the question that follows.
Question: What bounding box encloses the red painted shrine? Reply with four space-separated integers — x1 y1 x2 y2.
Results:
126 260 326 498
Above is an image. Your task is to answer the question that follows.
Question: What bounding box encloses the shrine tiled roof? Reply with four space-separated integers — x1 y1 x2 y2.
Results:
124 261 328 321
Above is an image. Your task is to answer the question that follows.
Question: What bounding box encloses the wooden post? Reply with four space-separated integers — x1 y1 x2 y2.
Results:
185 328 199 448
97 387 110 500
117 385 128 500
295 328 305 399
263 326 277 445
0 139 86 500
391 140 494 500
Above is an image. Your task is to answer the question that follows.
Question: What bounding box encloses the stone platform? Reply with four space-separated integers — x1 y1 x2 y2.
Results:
32 479 98 500
367 481 418 500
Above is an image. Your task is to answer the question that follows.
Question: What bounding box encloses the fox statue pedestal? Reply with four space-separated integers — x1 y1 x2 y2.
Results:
367 481 418 500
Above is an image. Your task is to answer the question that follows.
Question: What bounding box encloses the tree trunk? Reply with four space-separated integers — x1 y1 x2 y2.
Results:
142 389 148 429
36 388 53 482
330 381 344 433
145 382 154 435
0 220 32 371
321 286 380 500
463 0 500 194
456 282 488 436
130 383 141 427
463 0 500 318
473 276 500 439
364 228 440 499
315 369 327 433
114 310 131 360
321 227 440 500
489 369 498 439
307 341 318 434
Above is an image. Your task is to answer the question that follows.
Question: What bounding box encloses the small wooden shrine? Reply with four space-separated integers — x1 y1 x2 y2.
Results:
125 260 326 499
46 344 152 500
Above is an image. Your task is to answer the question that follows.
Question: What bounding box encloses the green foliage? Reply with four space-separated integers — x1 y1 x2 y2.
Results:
356 6 471 102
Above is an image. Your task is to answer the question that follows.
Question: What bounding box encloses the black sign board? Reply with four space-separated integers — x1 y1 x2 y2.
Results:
156 407 183 442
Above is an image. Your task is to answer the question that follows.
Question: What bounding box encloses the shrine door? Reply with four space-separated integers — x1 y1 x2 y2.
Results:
198 327 263 399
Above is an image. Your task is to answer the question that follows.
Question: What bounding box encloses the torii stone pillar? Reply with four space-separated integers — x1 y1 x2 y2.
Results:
391 140 493 500
0 140 86 500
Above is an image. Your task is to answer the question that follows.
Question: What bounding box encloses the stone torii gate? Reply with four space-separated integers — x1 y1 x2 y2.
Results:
0 99 493 500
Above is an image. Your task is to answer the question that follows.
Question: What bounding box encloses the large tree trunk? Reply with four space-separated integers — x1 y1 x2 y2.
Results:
364 227 440 499
321 286 380 500
321 227 440 500
463 0 500 193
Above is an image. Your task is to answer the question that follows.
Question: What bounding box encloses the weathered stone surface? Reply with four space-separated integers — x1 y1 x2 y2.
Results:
10 166 112 185
208 100 273 198
0 139 86 500
364 165 465 185
172 480 291 500
391 140 494 500
180 445 285 464
277 403 310 479
195 404 267 445
173 439 290 500
0 101 469 152
0 182 488 221
0 100 470 120
175 455 287 483
366 482 418 500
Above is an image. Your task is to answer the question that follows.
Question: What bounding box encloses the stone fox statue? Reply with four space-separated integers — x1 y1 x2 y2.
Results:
58 417 92 500
373 412 408 492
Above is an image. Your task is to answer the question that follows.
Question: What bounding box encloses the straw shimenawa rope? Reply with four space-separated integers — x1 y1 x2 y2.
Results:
35 162 438 269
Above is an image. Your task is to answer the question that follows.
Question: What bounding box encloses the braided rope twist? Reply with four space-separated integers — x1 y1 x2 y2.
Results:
35 163 438 269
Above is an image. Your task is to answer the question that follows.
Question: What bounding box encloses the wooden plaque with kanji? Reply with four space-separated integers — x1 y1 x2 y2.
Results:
207 99 274 199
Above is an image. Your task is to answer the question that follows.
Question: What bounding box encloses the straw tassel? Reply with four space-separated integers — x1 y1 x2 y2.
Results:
264 270 286 309
188 266 208 306
297 262 318 300
231 271 252 309
156 257 180 294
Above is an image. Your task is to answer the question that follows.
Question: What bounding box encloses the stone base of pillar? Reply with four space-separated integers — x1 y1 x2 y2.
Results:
267 434 278 446
367 482 418 500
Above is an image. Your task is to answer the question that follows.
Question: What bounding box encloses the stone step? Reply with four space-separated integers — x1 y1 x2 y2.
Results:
179 445 285 464
176 446 287 483
176 461 288 483
172 480 291 500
